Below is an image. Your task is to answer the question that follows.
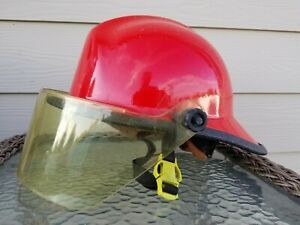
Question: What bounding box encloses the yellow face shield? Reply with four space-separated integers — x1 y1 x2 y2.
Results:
17 89 193 209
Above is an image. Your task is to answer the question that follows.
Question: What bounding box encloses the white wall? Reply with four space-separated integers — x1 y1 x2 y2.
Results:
0 1 299 172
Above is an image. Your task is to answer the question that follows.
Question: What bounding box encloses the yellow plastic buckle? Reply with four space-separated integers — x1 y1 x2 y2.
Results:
153 154 182 200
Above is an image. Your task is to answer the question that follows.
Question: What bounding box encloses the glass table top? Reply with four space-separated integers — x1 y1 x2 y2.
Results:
0 153 299 225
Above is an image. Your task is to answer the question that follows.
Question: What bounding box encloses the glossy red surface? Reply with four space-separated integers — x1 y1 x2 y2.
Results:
70 15 255 143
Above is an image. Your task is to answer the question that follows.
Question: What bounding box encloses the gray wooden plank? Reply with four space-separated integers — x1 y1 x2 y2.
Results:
267 152 300 173
1 22 300 93
1 0 300 31
234 94 300 153
1 93 300 153
0 94 36 139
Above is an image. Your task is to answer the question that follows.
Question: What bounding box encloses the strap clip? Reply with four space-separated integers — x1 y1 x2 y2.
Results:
153 154 182 200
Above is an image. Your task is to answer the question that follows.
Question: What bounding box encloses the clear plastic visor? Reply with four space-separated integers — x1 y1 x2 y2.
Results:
17 89 193 209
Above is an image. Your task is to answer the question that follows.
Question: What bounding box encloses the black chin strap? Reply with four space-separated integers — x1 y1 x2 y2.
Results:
133 137 158 190
133 135 181 200
133 151 178 195
133 135 217 199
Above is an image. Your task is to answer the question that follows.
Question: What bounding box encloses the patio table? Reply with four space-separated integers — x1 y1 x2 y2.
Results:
0 153 299 225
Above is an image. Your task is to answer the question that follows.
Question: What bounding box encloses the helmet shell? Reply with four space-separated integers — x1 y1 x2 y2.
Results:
70 15 259 146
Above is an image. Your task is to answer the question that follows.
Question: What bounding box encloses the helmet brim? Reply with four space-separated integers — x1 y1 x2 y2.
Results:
197 117 267 155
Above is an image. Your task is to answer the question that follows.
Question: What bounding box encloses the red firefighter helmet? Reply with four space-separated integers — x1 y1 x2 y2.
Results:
71 15 266 155
18 15 267 209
